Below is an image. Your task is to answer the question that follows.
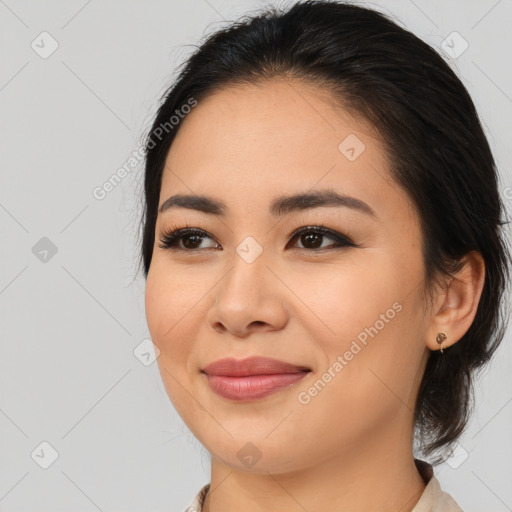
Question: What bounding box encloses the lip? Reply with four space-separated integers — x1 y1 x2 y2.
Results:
202 356 311 377
201 356 311 401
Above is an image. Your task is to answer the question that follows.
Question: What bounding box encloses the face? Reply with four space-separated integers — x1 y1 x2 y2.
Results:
145 79 431 474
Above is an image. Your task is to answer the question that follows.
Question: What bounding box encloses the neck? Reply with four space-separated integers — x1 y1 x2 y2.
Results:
202 427 427 512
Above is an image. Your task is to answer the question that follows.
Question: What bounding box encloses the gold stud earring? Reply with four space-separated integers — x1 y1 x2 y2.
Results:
436 332 447 353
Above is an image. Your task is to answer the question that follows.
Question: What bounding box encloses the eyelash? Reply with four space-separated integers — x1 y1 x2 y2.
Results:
158 223 357 253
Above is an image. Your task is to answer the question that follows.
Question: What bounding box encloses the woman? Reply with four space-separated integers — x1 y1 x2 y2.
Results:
139 1 511 510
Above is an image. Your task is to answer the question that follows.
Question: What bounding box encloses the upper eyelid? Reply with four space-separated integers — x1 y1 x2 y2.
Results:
161 225 344 240
287 225 351 243
159 225 353 249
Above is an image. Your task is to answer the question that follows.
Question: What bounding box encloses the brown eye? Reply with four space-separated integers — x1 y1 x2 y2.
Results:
158 228 219 251
181 233 207 249
298 231 324 249
158 225 356 253
286 226 356 251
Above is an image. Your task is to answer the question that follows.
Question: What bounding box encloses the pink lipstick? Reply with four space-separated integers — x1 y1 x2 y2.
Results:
201 356 311 401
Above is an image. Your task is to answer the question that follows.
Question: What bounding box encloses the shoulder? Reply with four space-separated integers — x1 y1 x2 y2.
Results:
413 459 462 512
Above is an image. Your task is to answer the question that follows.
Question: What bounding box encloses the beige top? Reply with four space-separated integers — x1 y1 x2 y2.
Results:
184 459 462 512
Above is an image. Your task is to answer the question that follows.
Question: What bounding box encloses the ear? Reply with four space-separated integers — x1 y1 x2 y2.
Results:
426 251 486 352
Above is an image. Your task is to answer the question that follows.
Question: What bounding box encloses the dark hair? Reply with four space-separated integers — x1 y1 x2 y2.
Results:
137 0 511 464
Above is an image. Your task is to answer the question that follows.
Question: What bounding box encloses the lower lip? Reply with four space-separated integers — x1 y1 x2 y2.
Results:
203 372 310 401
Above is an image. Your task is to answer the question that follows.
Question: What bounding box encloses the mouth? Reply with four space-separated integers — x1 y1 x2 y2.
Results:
201 356 311 377
201 356 311 401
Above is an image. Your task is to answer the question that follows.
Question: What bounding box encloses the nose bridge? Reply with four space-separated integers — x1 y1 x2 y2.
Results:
221 236 271 300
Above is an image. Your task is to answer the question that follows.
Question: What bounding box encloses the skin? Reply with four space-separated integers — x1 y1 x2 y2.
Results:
144 78 485 512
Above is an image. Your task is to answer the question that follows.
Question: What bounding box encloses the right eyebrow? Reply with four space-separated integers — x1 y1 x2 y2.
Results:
159 188 378 219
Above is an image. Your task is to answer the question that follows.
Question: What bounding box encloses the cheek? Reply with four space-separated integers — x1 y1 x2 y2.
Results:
290 258 418 404
145 260 206 339
145 265 201 411
289 258 400 346
145 266 198 387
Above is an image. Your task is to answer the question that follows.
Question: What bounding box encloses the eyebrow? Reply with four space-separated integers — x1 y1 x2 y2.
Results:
159 189 377 219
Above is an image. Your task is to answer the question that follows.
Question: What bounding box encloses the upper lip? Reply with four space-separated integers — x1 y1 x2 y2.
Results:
202 356 311 377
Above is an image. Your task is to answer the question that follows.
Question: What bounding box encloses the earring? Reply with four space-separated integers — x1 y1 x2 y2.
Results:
436 332 447 354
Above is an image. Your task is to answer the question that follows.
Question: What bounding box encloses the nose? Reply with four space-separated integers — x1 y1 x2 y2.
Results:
207 250 289 338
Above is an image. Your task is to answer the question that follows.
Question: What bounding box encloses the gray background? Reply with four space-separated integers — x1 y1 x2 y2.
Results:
1 0 511 510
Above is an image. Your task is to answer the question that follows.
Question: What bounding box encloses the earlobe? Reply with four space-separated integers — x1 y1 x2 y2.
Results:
426 251 486 352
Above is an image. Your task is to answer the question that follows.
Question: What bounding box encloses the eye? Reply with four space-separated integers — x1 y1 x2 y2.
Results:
158 224 219 251
158 224 357 252
285 225 356 251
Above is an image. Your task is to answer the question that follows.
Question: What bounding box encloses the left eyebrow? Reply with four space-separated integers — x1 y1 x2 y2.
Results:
269 189 377 219
159 188 377 219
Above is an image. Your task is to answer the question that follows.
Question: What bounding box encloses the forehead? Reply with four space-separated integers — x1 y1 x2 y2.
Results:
158 79 417 229
171 78 382 154
165 81 386 184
